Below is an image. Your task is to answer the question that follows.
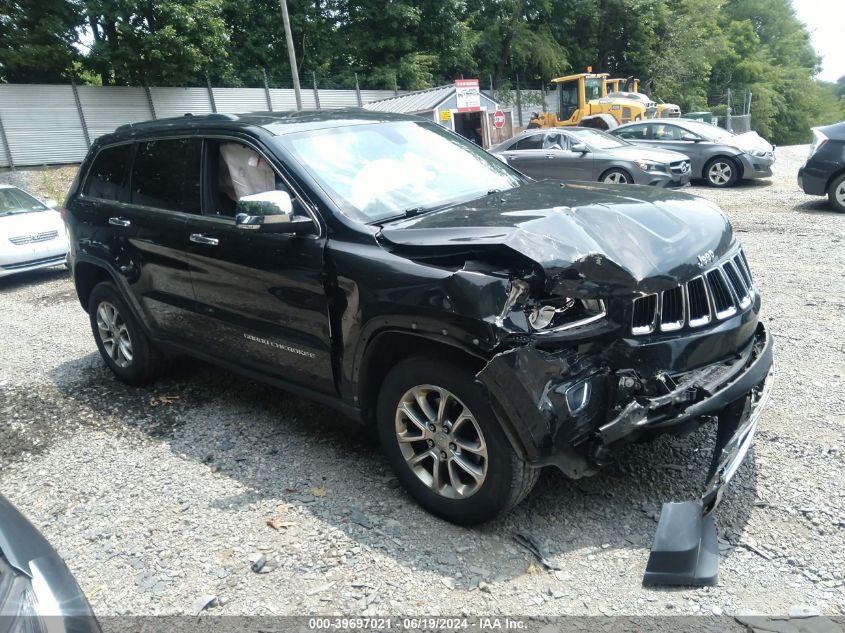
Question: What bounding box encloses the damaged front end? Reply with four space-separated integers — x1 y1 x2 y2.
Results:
475 254 774 585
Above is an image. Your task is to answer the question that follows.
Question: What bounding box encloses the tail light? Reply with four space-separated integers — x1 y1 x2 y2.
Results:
808 128 828 159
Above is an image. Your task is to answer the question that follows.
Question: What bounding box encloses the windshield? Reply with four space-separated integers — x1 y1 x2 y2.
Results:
568 128 630 149
0 187 48 216
279 121 524 223
682 121 734 141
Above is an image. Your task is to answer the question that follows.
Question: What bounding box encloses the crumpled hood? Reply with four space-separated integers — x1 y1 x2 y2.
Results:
379 181 735 296
730 132 774 153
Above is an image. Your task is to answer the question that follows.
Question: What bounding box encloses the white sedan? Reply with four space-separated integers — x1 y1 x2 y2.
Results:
0 184 68 277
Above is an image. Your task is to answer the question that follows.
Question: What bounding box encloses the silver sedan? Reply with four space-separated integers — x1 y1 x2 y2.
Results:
490 127 692 187
611 118 774 187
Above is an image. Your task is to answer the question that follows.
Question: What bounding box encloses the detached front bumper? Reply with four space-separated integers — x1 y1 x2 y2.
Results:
478 321 773 497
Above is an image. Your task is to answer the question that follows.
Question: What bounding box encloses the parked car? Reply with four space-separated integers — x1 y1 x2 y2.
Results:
611 119 775 187
0 184 68 277
491 127 691 187
65 110 773 525
798 121 845 212
0 495 100 631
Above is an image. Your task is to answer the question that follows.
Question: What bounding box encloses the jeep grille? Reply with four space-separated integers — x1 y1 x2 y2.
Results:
630 249 754 335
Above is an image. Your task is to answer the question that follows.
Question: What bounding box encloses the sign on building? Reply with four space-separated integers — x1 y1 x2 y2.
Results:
455 79 481 112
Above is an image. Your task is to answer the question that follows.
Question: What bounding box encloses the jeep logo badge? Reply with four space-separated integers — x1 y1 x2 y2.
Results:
697 250 716 268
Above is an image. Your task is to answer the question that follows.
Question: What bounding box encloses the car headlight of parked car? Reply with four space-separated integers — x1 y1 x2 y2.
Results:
634 159 666 172
528 298 606 331
0 495 100 633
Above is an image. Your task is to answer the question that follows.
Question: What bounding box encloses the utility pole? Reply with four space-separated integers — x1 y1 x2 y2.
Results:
278 0 302 110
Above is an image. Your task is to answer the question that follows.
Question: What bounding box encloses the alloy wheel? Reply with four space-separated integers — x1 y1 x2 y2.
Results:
394 384 488 499
708 161 732 186
836 182 845 207
96 301 133 368
603 171 629 184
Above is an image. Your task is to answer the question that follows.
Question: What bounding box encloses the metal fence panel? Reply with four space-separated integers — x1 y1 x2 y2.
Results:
318 89 362 108
150 87 213 119
212 88 269 113
0 84 410 168
359 90 404 103
77 86 151 142
0 84 88 166
269 88 317 111
0 120 10 168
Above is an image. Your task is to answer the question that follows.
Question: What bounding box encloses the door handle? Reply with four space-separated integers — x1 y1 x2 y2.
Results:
189 233 219 246
108 217 131 227
545 154 557 159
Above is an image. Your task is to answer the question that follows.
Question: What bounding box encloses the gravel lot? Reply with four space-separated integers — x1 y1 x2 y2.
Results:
1 146 844 622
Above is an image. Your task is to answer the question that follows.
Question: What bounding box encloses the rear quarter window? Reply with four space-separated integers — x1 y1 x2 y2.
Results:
83 144 132 201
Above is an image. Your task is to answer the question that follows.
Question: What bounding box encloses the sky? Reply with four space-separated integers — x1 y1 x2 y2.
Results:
792 0 845 82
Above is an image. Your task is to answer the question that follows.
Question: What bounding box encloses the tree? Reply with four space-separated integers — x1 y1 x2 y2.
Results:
0 0 83 82
83 0 231 85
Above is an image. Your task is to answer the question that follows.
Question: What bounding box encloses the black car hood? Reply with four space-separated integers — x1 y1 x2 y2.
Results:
379 181 734 296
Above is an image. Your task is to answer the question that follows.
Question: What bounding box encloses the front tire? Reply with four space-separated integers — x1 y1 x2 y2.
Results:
827 173 845 212
600 168 633 184
704 156 739 187
376 355 538 524
89 281 163 385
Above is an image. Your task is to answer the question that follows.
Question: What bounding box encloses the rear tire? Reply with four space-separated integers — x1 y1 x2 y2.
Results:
600 168 633 184
827 173 845 212
89 281 164 385
376 355 538 525
704 156 739 187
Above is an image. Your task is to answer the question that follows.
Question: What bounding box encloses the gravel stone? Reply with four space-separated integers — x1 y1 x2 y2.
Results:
1 148 843 616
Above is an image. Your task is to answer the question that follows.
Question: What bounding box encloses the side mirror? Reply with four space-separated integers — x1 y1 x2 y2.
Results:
45 199 58 209
234 191 314 234
681 134 700 142
571 142 589 153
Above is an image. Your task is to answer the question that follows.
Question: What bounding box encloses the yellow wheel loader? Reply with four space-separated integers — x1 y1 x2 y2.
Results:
531 73 650 130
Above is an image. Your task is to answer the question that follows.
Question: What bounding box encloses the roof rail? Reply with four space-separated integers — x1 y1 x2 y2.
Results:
114 112 239 134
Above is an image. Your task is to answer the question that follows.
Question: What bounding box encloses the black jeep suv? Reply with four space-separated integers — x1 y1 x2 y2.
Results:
65 110 773 524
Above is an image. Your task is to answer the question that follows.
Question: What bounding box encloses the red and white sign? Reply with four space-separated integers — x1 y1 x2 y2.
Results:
455 79 481 112
493 109 506 129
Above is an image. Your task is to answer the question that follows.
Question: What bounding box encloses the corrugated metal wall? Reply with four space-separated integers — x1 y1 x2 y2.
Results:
77 86 152 141
0 84 406 168
0 84 89 167
150 87 214 119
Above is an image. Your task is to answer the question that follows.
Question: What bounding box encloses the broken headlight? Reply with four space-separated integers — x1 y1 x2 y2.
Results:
528 298 606 332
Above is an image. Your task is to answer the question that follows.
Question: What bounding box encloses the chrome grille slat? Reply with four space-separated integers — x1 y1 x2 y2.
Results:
706 268 737 319
631 248 755 335
723 261 751 308
9 230 58 245
659 285 685 331
631 293 658 335
686 276 712 327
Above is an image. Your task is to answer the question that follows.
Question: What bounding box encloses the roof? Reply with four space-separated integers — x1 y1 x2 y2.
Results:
551 73 609 83
98 108 421 145
363 85 456 114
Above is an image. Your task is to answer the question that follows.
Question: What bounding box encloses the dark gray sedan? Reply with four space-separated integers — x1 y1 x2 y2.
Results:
611 119 774 187
490 127 691 187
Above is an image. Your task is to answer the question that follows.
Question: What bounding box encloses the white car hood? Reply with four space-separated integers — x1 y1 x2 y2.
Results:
0 210 64 240
730 132 773 153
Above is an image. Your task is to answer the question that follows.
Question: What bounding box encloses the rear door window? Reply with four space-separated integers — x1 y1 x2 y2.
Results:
515 135 544 150
83 144 132 201
615 124 649 140
130 138 202 213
